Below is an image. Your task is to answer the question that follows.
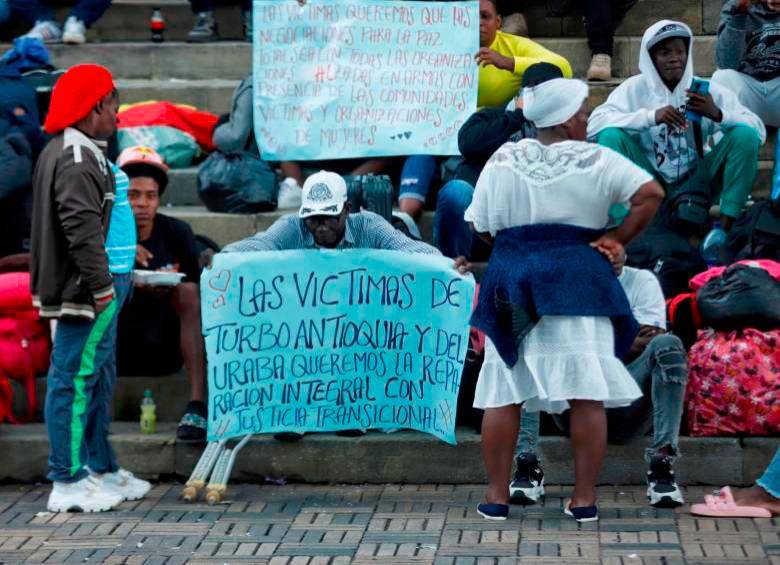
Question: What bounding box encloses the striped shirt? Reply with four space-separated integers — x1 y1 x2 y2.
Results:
223 211 440 255
105 163 137 274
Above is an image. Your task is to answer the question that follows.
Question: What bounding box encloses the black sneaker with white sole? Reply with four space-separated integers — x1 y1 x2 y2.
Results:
646 455 684 508
509 453 545 505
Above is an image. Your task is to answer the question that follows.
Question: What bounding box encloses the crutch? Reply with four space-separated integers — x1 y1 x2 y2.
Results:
204 434 253 505
180 419 231 502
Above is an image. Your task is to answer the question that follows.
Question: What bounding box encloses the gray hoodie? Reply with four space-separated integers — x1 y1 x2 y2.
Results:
716 1 780 81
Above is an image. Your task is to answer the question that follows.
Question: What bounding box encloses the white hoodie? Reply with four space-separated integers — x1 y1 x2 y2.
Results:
588 20 766 185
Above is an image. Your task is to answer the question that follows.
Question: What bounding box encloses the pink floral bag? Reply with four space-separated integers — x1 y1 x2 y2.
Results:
686 328 780 436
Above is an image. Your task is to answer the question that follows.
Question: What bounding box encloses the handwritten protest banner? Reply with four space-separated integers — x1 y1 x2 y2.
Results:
252 0 479 160
202 250 476 444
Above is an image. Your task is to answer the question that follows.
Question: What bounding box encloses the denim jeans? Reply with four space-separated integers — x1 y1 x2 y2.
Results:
757 448 780 499
45 273 131 483
516 333 689 464
434 179 474 259
8 0 111 26
399 155 439 204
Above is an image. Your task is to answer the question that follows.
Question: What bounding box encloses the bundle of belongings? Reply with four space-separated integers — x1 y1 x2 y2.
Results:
117 101 218 168
0 272 51 423
679 259 780 436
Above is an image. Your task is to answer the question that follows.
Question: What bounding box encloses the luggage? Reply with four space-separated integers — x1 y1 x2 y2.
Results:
345 175 394 223
726 200 780 262
686 328 780 436
197 149 279 213
626 227 707 298
696 264 780 331
117 125 200 169
0 272 50 423
117 101 219 151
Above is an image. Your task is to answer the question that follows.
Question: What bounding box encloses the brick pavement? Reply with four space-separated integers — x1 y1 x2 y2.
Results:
0 483 777 564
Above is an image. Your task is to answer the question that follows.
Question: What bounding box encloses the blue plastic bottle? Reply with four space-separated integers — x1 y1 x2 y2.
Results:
701 221 728 267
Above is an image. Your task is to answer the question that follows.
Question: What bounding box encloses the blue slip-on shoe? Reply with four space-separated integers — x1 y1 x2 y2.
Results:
477 503 509 521
564 501 598 522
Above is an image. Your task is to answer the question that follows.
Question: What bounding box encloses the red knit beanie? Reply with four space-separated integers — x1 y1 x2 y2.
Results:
43 64 115 135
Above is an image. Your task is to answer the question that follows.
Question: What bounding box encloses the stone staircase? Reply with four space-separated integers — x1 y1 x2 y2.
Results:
1 0 777 485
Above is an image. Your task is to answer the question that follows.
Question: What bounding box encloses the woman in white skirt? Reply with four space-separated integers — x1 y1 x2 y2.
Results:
466 78 664 522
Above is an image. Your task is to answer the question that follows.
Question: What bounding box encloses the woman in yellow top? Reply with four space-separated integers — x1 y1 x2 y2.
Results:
398 0 573 227
475 0 572 108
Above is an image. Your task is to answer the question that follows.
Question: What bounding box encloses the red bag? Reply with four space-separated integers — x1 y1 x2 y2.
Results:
686 328 780 436
118 102 219 150
0 273 50 423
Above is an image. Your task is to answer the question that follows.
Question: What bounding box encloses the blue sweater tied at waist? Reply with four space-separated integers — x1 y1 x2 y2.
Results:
470 224 638 367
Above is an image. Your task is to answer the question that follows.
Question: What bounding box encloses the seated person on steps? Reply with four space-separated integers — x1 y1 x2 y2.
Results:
398 0 572 237
13 0 111 45
588 20 766 231
116 146 210 443
712 0 780 129
432 62 563 261
220 170 470 441
510 265 688 509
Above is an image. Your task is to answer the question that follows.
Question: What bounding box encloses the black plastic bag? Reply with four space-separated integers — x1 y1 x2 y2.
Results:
697 264 780 331
197 150 278 213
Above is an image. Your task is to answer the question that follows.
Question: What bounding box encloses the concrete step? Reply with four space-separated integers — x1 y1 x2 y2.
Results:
116 78 239 115
0 36 722 80
1 422 777 486
163 205 436 248
11 372 191 424
161 137 775 208
162 157 774 248
0 0 721 42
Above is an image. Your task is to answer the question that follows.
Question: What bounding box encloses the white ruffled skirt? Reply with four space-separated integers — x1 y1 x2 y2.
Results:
473 315 642 413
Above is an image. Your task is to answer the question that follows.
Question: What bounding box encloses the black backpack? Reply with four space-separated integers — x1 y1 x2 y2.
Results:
726 200 780 262
626 224 707 298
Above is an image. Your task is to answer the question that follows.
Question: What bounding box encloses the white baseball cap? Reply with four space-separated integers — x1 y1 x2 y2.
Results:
299 171 348 219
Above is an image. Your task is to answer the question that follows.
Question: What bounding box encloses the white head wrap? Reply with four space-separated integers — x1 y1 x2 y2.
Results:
522 78 589 128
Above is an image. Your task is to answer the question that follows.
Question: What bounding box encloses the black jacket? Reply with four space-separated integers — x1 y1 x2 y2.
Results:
30 128 115 319
455 107 535 186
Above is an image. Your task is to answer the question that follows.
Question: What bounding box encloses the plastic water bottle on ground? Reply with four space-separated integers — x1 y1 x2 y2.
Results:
700 221 728 267
140 389 157 434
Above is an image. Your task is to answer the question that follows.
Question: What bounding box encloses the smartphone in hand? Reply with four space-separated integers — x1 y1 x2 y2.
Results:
686 78 710 123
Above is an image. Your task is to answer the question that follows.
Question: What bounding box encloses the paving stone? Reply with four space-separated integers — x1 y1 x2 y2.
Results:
4 480 773 563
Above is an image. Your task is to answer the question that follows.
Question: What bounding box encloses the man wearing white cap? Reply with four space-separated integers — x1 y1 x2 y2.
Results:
466 78 664 523
223 170 470 441
224 171 470 264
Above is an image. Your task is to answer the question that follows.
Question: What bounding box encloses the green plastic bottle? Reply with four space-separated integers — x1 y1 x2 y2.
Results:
140 389 157 434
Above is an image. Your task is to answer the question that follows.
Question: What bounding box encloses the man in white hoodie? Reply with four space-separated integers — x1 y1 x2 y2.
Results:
588 20 766 229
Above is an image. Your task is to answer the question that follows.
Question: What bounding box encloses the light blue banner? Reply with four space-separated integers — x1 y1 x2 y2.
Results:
202 249 476 444
252 0 479 160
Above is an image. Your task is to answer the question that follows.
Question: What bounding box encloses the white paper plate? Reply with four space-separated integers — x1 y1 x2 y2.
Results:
133 270 186 286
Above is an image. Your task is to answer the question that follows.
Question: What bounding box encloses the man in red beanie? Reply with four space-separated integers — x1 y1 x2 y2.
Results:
30 64 149 513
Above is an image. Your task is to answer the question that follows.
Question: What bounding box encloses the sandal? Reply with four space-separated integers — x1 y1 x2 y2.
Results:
176 401 207 443
690 486 772 518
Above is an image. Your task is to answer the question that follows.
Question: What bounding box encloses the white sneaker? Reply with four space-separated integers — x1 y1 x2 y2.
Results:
47 475 124 513
97 469 152 501
62 16 87 44
586 53 612 81
23 20 63 44
277 177 302 209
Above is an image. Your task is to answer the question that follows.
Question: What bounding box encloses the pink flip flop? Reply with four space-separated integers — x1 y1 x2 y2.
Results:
690 486 772 518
